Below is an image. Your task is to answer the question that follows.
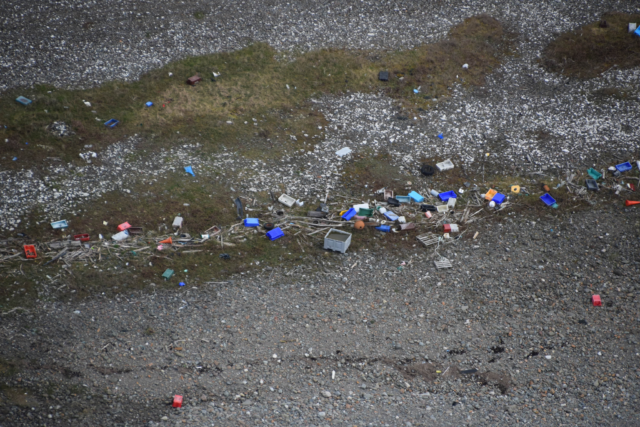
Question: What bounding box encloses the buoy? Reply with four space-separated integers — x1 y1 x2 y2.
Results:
625 200 640 206
160 237 173 244
354 220 365 230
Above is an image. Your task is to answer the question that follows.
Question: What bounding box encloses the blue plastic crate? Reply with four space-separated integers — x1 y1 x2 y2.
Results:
492 193 506 204
342 208 357 221
408 191 425 203
266 227 284 241
16 96 32 106
50 220 68 229
104 119 119 128
438 191 457 202
384 211 399 221
145 101 153 107
396 195 411 204
540 193 556 206
376 225 391 232
616 162 632 172
244 218 259 227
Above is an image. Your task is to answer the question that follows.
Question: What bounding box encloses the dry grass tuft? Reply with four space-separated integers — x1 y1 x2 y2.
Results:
542 12 640 79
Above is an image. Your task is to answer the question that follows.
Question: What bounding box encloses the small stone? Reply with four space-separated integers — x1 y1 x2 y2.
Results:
321 391 331 398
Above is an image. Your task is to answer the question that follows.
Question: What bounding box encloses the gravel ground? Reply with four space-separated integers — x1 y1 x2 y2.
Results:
2 207 640 426
2 1 640 426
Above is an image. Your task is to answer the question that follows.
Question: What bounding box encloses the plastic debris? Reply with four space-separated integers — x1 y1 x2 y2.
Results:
219 253 230 260
587 168 602 180
342 208 357 221
184 166 195 176
376 225 391 232
73 234 90 242
591 295 601 307
336 147 352 157
387 197 400 207
540 193 557 208
447 197 457 208
172 217 183 229
492 193 506 204
396 195 411 204
585 179 598 191
145 101 153 107
266 227 284 241
162 269 174 280
438 191 457 202
408 191 425 203
435 257 452 269
117 222 131 232
616 162 632 172
112 230 129 241
630 23 638 33
160 237 173 244
324 229 352 253
24 245 37 259
417 233 439 247
435 159 454 171
436 205 449 213
484 189 497 200
16 96 32 106
384 211 399 221
244 218 259 227
378 71 389 81
173 395 183 408
437 133 444 139
462 63 469 69
625 200 640 207
51 220 68 229
179 282 186 287
443 224 459 233
511 185 520 193
104 119 119 128
278 194 296 207
187 75 202 85
234 197 244 219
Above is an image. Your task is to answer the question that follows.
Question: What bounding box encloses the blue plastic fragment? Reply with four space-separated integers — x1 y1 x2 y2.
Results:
437 133 444 139
396 195 411 204
179 282 185 287
342 208 357 221
145 101 153 107
376 225 391 232
615 162 632 172
184 166 195 176
492 193 506 204
266 227 284 241
408 191 425 203
635 26 640 37
413 89 419 94
16 96 32 106
244 218 259 227
104 119 119 128
540 193 556 206
438 191 457 202
384 211 399 221
12 157 17 161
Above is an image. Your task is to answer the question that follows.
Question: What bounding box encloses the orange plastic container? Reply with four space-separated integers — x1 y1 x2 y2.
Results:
24 245 37 259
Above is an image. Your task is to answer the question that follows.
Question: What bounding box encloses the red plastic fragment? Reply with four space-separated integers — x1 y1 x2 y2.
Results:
591 295 601 307
443 224 452 233
117 222 131 232
24 245 37 259
173 395 183 408
73 234 90 242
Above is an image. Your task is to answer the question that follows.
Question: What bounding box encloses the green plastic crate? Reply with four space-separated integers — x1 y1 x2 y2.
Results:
358 208 374 217
587 168 602 180
162 269 174 280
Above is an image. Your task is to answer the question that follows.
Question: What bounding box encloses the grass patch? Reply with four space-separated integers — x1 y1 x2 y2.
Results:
542 12 640 79
0 15 509 171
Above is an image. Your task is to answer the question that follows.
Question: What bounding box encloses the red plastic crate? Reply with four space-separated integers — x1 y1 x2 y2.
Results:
24 245 37 259
591 295 601 307
173 395 183 408
117 222 131 232
73 234 90 242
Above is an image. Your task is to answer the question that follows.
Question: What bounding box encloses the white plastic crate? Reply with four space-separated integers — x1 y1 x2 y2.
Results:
278 194 296 207
436 159 455 171
324 229 352 253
